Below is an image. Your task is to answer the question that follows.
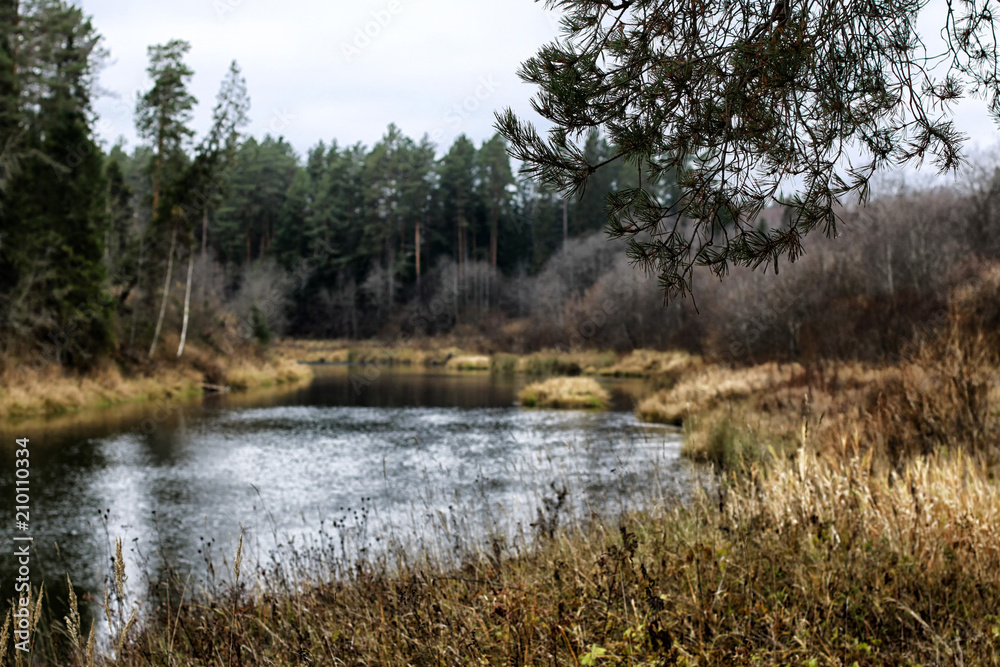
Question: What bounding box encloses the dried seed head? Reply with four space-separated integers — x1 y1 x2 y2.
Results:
1 609 11 659
104 585 112 630
86 620 96 667
116 607 137 660
31 586 44 635
64 575 80 649
234 529 244 582
115 538 127 598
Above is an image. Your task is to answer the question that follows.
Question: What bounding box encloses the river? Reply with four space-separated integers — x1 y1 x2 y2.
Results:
0 365 692 631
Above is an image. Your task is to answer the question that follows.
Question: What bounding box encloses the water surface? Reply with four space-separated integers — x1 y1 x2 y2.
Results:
0 366 688 623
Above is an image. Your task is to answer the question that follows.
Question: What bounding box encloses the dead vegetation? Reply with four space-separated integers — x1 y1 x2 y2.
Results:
0 340 312 420
518 376 611 409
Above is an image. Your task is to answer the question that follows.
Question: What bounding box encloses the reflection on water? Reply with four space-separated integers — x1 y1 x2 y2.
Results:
0 365 687 630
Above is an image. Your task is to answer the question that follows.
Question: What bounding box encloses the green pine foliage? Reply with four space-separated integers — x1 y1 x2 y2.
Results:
1 0 113 368
0 1 664 363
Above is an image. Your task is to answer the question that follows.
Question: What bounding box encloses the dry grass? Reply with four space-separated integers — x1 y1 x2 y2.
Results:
636 361 808 426
518 376 611 409
21 445 1000 666
599 348 702 378
0 346 312 421
225 354 313 391
445 354 491 371
637 315 1000 472
277 339 713 383
276 338 482 367
0 361 203 421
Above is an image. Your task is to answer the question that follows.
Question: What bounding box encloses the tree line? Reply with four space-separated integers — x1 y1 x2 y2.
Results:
0 1 655 368
6 0 1000 373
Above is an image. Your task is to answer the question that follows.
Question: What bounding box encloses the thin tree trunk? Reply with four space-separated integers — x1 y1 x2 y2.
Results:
128 240 145 352
415 218 421 294
176 247 195 358
152 119 164 220
885 242 894 295
148 226 177 359
490 211 498 268
200 209 209 305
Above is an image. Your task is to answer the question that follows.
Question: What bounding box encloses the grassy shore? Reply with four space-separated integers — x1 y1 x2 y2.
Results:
278 338 699 379
18 445 1000 665
8 330 1000 664
0 341 312 422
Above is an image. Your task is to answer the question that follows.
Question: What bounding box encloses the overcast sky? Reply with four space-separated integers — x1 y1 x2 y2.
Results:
79 0 997 177
81 0 562 158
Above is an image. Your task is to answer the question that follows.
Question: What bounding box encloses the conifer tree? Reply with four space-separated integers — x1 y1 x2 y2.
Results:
476 134 514 269
497 0 1000 298
2 0 111 365
136 39 196 358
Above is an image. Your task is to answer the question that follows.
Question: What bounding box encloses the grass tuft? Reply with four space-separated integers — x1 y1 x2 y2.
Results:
518 376 610 409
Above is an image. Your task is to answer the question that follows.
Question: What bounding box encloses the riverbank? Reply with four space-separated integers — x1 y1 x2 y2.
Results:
34 430 1000 665
15 324 1000 664
0 344 312 422
278 338 701 378
0 335 704 423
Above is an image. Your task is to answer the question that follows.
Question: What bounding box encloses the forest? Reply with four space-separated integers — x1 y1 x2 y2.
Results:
7 0 1000 379
0 0 670 368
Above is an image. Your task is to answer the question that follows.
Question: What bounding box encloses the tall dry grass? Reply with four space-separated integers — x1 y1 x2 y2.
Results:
13 443 998 666
0 343 313 421
0 361 204 421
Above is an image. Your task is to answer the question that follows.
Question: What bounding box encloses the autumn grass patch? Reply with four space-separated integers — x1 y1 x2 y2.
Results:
17 444 1000 666
0 360 203 421
599 348 702 379
0 345 313 421
444 354 491 371
518 376 611 409
224 353 313 390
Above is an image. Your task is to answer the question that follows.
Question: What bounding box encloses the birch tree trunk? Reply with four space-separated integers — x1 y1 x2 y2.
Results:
148 226 177 359
176 247 195 358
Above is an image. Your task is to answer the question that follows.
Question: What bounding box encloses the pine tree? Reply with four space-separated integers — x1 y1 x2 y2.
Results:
476 134 514 269
2 0 112 366
497 0 1000 298
135 39 195 223
136 39 196 358
439 135 477 276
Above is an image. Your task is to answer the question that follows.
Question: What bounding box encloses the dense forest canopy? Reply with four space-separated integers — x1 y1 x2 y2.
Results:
0 0 659 367
4 0 1000 373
